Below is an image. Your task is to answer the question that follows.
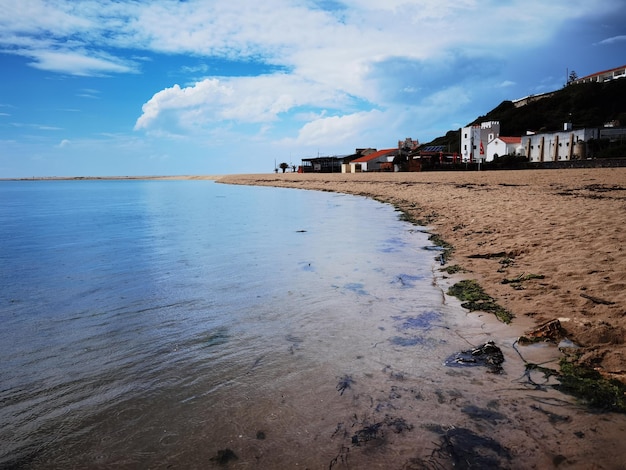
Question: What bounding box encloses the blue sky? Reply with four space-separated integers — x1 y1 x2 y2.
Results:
1 0 625 177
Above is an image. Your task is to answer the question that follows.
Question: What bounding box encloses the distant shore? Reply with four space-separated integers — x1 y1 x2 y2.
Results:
218 168 626 384
0 175 221 181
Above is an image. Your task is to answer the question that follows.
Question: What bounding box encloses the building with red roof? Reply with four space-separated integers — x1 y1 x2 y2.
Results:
348 148 397 172
572 65 626 85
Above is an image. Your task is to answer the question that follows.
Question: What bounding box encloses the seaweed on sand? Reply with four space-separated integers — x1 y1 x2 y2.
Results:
424 424 512 469
513 349 626 412
336 375 354 396
447 279 513 323
556 357 626 413
350 415 414 447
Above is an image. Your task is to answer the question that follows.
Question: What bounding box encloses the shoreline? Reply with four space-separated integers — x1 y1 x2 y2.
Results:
217 168 626 387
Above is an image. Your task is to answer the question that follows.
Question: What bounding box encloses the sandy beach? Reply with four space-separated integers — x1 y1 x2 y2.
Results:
219 169 626 383
213 168 626 468
6 171 625 468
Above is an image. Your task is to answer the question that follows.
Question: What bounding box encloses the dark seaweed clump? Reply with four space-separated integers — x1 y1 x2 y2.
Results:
336 375 354 395
556 358 626 412
447 279 513 323
445 341 505 374
424 424 512 469
210 448 238 465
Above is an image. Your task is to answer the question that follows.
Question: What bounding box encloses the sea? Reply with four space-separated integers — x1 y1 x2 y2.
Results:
0 179 548 469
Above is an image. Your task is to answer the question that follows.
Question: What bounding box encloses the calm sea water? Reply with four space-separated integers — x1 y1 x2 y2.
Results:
0 180 496 469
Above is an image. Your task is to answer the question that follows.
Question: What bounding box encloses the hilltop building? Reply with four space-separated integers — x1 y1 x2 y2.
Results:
571 65 626 85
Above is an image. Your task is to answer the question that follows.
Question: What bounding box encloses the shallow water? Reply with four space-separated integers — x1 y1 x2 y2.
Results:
1 180 625 469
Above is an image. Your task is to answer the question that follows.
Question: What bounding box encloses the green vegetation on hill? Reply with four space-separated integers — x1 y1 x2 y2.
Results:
425 79 626 151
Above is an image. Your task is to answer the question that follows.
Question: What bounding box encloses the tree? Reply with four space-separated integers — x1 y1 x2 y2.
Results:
279 162 290 173
567 70 579 85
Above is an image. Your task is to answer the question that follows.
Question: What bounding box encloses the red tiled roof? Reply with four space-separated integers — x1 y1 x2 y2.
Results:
579 64 626 80
499 136 521 144
351 148 397 163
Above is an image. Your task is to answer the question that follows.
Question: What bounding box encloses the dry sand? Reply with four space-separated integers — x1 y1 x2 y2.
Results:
218 168 626 382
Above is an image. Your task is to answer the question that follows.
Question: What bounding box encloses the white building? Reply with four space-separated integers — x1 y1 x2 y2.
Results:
572 65 626 84
486 137 524 161
521 125 599 162
347 148 397 172
460 121 500 162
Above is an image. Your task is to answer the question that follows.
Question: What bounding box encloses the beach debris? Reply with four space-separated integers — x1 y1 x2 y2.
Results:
425 424 512 469
580 293 616 305
427 233 453 264
336 375 354 395
350 415 413 447
501 273 545 289
328 445 350 470
497 257 515 272
467 251 509 259
210 448 238 465
385 416 414 434
516 363 559 390
445 341 505 374
518 319 564 344
529 404 571 424
393 273 423 287
439 264 465 275
351 422 383 446
447 279 513 323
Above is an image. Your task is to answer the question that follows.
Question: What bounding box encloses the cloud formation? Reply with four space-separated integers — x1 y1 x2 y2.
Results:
0 0 624 176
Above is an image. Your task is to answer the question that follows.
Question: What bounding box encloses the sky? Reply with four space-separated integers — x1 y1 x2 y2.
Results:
1 0 625 177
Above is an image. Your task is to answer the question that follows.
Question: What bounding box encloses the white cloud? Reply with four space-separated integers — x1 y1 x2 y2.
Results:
283 109 386 147
135 74 354 131
1 0 611 80
498 80 516 88
596 35 626 45
2 0 624 166
27 50 136 76
58 139 71 148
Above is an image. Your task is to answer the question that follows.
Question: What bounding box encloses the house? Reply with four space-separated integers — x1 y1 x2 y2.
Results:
347 148 397 172
486 136 523 161
299 155 345 173
460 121 500 162
340 148 376 173
571 65 626 85
521 125 599 162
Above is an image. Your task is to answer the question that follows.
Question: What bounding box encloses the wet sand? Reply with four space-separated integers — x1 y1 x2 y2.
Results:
212 168 626 469
218 169 626 382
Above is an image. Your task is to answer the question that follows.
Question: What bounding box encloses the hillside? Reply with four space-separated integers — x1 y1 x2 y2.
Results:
427 78 626 150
